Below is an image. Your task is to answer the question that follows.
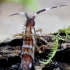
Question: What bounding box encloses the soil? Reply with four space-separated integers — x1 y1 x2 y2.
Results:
0 33 70 70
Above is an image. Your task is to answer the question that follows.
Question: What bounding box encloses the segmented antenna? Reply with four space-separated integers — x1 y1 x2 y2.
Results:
9 12 29 19
9 5 67 20
33 5 67 19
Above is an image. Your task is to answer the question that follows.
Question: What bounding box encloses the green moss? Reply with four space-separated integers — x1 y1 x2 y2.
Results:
58 27 70 39
39 35 58 65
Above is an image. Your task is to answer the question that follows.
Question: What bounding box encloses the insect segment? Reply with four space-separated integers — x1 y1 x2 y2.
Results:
21 17 36 70
9 5 67 70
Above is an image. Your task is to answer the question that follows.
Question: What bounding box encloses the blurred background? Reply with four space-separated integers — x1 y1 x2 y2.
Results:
0 0 70 41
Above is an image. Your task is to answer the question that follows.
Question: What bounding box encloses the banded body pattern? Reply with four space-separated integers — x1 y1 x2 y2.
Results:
21 18 36 70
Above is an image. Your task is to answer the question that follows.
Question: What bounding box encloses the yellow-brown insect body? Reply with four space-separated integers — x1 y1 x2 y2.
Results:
21 18 36 70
